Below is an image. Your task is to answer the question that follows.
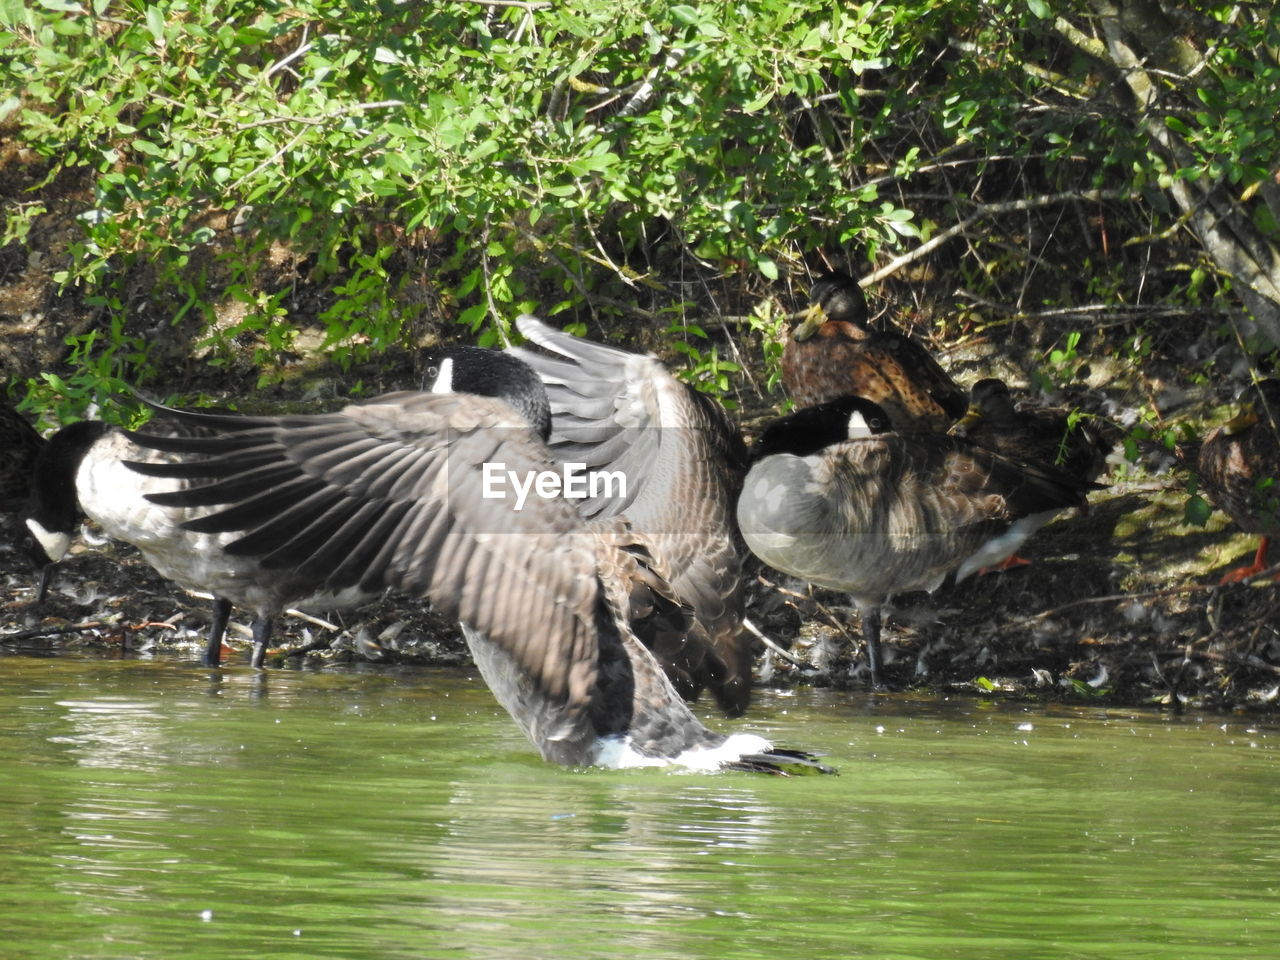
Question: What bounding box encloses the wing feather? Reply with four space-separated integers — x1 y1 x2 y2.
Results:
127 392 603 713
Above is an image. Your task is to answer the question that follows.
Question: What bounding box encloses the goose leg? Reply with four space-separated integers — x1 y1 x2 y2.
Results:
204 597 232 667
35 563 55 604
249 619 272 669
861 606 886 690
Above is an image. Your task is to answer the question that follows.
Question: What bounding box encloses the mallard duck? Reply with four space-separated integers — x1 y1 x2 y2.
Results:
1198 379 1280 583
123 345 830 773
951 378 1112 484
507 315 755 716
23 417 378 667
737 395 1094 688
782 271 967 430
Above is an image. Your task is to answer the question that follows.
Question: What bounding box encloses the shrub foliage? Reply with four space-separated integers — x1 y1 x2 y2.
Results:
1 0 1277 410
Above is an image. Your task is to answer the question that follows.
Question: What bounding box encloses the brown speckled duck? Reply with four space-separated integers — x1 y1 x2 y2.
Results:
1198 379 1280 583
781 271 967 431
951 378 1113 485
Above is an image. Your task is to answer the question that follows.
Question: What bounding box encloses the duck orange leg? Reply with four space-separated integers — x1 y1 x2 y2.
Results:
979 554 1033 576
1219 536 1279 584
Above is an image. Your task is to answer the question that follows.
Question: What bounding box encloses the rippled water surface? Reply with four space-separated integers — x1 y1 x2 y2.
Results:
1 651 1277 960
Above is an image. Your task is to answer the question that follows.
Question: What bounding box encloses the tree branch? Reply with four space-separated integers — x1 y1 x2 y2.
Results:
862 189 1135 286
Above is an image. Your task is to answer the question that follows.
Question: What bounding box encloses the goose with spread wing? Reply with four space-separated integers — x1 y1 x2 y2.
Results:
737 395 1095 688
507 315 755 717
124 346 829 773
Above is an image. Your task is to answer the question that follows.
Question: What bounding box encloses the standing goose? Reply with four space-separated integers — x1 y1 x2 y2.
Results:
1198 379 1280 583
737 396 1094 688
125 347 830 773
951 378 1113 484
782 271 967 430
23 418 378 667
506 315 755 716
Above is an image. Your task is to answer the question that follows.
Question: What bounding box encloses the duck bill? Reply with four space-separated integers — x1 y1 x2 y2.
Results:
792 303 828 342
953 406 984 432
1223 405 1259 436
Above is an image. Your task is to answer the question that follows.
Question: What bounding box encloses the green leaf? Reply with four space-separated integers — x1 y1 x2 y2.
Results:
132 139 163 157
145 4 164 43
1026 0 1050 19
1183 495 1212 527
458 302 487 331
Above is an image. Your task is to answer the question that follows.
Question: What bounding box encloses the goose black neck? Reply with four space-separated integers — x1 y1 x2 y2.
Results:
431 347 553 442
753 396 890 460
23 420 110 552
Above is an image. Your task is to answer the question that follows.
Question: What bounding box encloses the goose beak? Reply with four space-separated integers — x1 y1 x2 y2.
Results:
792 303 828 342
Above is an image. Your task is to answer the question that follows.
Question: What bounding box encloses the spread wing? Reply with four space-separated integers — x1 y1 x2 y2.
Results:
509 316 754 713
126 391 603 713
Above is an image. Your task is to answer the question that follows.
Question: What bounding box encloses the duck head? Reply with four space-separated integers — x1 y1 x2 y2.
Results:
792 271 870 342
954 378 1017 433
1223 379 1280 437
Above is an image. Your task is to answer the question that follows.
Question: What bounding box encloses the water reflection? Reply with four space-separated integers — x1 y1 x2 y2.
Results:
1 653 1279 960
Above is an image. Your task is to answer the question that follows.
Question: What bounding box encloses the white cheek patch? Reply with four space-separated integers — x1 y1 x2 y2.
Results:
26 518 71 562
847 409 874 439
430 357 454 395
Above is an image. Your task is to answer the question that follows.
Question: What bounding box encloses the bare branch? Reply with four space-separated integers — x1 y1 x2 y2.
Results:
450 0 551 9
862 189 1135 286
235 100 406 131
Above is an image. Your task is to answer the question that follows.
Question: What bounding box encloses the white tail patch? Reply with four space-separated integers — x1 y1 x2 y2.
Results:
591 732 773 772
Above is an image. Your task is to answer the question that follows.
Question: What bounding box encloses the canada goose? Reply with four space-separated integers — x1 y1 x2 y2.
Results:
951 378 1113 484
782 271 967 430
737 396 1094 688
125 346 830 773
23 418 377 667
507 315 755 716
1198 379 1280 583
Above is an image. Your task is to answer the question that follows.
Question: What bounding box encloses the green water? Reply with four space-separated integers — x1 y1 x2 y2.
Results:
0 651 1276 960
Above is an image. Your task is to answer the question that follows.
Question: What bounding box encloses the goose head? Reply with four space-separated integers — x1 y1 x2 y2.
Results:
423 346 552 442
752 395 893 461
